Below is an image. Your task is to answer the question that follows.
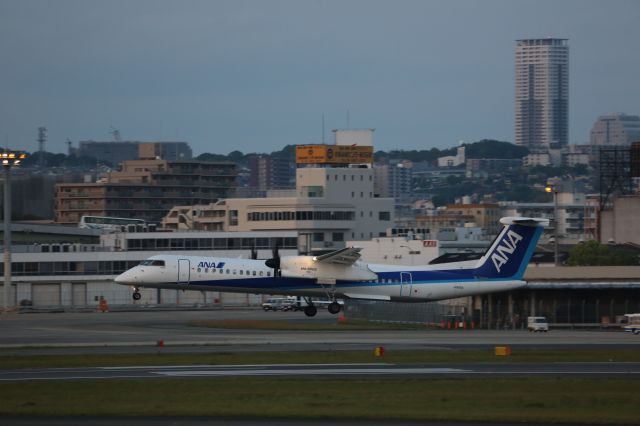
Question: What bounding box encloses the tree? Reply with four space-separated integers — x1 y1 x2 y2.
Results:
567 240 638 266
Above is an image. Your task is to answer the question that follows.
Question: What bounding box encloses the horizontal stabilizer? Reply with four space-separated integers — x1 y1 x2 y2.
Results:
499 217 549 227
343 293 391 301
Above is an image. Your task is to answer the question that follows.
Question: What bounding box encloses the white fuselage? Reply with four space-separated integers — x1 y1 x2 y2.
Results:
115 254 525 302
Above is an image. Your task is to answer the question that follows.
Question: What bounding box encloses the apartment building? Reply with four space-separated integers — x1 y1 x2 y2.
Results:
55 159 236 224
515 38 569 149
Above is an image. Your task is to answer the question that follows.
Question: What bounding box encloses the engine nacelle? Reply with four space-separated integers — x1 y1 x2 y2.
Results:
279 255 377 282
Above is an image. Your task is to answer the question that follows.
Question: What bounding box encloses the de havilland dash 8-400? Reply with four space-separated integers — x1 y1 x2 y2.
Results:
115 217 548 317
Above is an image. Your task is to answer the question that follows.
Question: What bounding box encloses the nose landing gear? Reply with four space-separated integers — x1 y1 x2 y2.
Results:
132 288 142 301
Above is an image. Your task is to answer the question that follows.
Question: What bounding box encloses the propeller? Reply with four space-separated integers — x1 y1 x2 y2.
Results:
265 244 280 277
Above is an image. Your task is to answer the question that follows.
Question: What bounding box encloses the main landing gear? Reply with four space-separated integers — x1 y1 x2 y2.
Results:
302 298 342 317
327 301 341 315
304 305 317 317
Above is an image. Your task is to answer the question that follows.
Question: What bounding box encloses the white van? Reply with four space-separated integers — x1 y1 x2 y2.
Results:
527 316 549 332
622 313 640 334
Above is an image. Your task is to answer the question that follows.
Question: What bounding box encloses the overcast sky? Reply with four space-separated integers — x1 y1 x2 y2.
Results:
1 0 639 155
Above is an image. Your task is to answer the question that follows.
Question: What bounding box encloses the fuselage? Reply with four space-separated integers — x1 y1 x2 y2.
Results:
114 253 526 302
115 217 549 304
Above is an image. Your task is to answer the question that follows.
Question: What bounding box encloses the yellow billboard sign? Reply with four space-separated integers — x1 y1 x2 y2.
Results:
296 145 373 164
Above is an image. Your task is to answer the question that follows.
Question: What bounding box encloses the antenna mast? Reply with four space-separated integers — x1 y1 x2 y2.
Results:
37 126 47 167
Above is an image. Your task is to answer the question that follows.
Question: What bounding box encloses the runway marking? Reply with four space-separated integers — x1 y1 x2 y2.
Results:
155 367 469 377
100 363 391 370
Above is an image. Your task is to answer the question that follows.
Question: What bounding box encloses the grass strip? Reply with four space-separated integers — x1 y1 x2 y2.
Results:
2 348 640 369
0 377 637 424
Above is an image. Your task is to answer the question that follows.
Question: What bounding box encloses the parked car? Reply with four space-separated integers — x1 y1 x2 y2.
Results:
527 316 549 332
262 297 294 311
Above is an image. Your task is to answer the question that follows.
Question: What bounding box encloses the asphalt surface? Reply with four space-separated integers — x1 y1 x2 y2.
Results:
2 361 640 382
1 309 638 425
1 309 639 355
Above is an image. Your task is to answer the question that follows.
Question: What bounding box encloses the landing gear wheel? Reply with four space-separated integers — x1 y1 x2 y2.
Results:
304 305 318 317
327 301 341 315
132 292 142 301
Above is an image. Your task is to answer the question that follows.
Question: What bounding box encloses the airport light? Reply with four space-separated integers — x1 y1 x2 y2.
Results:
545 185 559 266
3 150 27 311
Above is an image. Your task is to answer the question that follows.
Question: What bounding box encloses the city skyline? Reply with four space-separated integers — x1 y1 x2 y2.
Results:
1 0 639 155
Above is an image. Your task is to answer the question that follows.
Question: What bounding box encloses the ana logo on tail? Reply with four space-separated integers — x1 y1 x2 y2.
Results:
491 230 523 273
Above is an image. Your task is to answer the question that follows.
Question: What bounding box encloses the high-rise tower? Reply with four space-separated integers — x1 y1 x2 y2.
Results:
515 38 569 149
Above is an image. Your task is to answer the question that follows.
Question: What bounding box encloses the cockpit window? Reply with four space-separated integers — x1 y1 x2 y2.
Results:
151 260 165 267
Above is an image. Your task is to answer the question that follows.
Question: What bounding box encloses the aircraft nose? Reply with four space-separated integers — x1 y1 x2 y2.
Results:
115 269 138 285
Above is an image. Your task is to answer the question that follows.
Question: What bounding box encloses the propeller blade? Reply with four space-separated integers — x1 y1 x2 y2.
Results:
265 242 281 274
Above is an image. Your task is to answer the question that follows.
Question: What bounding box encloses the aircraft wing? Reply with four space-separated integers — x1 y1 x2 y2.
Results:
313 247 362 266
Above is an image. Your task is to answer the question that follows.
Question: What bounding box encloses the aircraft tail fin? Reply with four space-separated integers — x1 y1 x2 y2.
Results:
473 217 548 280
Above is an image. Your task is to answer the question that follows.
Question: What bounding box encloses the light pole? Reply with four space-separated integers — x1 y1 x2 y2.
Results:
545 185 559 266
2 151 27 311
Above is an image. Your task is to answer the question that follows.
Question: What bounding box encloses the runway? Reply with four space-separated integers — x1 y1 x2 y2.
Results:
1 309 638 355
3 361 640 381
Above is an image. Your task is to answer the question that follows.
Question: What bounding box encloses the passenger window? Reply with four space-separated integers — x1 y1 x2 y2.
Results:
267 271 271 277
226 269 230 274
233 270 237 275
246 270 250 275
240 270 243 275
252 271 256 276
212 269 216 273
205 268 209 273
197 268 201 273
259 271 264 276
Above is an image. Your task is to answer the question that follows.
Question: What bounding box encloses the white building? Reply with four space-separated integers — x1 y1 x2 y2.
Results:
163 165 395 252
349 237 439 266
590 113 640 146
437 146 465 167
500 192 593 243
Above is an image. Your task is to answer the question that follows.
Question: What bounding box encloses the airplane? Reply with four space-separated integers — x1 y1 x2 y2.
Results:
114 217 548 317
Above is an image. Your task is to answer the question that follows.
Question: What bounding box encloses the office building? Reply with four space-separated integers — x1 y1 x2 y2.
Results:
515 38 569 149
590 113 640 146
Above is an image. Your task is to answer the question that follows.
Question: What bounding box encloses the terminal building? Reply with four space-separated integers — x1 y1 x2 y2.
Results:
0 225 299 308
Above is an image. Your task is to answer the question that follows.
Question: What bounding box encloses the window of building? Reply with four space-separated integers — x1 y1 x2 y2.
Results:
313 232 325 242
229 210 238 226
379 211 391 221
332 232 344 242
